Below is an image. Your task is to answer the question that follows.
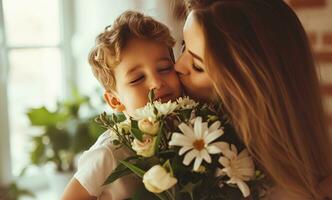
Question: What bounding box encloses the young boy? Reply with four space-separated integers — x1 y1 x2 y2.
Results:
61 11 182 200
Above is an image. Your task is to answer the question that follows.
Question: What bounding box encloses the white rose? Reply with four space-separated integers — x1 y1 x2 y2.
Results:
117 120 131 134
131 135 157 157
143 165 177 193
138 118 160 135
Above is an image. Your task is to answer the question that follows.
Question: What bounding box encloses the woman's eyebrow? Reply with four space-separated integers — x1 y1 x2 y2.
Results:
188 50 203 62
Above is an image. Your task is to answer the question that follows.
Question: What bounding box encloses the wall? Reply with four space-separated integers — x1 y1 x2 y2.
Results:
287 0 332 129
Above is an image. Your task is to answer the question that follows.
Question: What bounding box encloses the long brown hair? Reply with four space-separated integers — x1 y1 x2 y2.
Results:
187 0 331 198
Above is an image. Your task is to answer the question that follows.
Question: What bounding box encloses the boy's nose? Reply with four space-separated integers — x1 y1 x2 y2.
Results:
174 53 190 76
149 75 165 90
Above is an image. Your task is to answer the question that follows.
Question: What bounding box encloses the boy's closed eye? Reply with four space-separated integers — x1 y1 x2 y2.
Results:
128 66 174 85
157 65 174 74
129 74 145 85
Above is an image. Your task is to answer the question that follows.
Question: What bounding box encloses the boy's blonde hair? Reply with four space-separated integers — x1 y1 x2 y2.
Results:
89 11 176 92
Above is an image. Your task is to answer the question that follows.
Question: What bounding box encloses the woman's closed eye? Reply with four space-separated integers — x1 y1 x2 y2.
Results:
181 40 186 53
192 63 204 73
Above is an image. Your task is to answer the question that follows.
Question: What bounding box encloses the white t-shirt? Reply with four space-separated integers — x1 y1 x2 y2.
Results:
74 130 140 200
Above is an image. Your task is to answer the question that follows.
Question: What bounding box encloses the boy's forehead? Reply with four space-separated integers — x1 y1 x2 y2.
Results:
113 39 173 77
126 56 172 73
122 38 169 54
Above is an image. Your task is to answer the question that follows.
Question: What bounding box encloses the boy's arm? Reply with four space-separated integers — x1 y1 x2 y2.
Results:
61 177 97 200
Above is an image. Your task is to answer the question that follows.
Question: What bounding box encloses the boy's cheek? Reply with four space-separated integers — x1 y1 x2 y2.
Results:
172 74 183 95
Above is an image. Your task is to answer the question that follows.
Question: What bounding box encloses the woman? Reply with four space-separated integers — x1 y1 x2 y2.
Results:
175 0 332 199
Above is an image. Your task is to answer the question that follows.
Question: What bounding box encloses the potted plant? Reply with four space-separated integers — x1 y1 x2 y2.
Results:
0 169 35 200
0 182 35 200
26 89 106 196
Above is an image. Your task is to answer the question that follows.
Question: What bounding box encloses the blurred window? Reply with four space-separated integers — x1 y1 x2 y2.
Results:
0 0 66 176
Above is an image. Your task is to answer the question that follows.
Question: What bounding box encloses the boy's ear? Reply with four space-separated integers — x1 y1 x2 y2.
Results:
104 92 125 112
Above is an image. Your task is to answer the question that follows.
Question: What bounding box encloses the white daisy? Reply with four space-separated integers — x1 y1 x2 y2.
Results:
176 96 199 110
169 117 224 171
134 103 157 121
154 100 178 116
216 144 255 197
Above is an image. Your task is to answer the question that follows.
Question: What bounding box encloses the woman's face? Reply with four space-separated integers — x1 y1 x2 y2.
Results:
175 12 215 103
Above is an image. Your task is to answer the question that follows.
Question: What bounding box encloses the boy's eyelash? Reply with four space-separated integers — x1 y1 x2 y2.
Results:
158 66 173 73
129 66 173 85
129 76 144 84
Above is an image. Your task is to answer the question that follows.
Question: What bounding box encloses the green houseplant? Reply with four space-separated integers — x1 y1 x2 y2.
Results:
27 90 106 172
0 169 35 200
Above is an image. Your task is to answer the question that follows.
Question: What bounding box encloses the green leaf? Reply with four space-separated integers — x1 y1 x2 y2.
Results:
148 89 155 103
131 128 144 142
119 160 145 178
72 122 95 153
111 113 118 123
131 183 171 200
154 122 164 153
47 127 70 152
104 163 133 185
27 107 69 126
30 136 46 165
88 118 106 140
180 109 192 120
162 160 174 177
115 112 127 123
104 156 140 185
110 112 127 124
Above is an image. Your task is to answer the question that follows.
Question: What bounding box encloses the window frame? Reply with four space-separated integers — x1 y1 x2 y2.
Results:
0 0 75 187
0 0 12 186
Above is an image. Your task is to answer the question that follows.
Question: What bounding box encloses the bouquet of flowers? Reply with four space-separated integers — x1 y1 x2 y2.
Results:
96 91 265 200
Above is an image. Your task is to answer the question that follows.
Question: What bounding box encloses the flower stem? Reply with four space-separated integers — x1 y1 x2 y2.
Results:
165 190 176 200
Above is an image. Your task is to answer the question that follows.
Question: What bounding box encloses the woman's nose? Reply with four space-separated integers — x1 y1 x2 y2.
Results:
174 53 190 76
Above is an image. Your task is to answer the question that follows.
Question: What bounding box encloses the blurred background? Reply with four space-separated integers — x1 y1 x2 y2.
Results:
0 0 331 199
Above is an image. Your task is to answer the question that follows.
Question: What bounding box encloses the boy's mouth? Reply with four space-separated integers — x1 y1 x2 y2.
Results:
155 93 173 103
